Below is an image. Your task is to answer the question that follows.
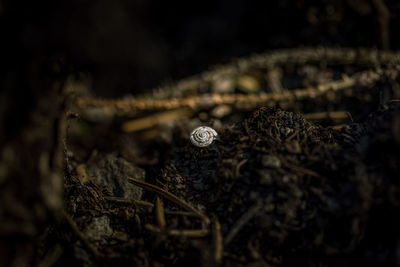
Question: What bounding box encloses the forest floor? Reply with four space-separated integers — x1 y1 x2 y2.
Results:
31 48 400 266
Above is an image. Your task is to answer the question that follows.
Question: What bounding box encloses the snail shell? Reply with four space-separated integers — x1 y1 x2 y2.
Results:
190 126 218 147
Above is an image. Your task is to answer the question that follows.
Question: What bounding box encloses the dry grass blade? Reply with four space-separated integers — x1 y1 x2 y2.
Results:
155 196 166 228
213 217 223 263
128 177 210 224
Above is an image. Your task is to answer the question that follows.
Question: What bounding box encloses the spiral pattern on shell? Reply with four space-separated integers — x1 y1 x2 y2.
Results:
190 126 218 147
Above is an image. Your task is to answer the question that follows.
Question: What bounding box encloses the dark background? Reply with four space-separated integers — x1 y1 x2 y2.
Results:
1 0 400 96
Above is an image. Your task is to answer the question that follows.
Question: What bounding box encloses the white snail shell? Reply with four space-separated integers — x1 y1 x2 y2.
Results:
190 126 218 147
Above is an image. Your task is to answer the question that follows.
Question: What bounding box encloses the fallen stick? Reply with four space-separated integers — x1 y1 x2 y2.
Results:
76 71 378 114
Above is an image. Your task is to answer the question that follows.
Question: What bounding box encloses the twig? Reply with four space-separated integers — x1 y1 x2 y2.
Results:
155 196 166 228
224 201 263 246
145 48 400 99
62 210 101 259
128 177 210 224
74 47 400 116
145 224 209 237
76 71 377 113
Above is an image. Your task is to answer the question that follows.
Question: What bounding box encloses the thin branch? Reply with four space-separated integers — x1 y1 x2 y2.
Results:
76 71 378 114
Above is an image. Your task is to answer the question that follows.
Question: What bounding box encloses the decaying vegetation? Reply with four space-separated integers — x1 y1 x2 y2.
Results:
3 48 398 266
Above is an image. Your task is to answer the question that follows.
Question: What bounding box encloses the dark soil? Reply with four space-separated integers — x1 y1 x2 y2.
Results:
58 102 400 266
50 49 400 266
